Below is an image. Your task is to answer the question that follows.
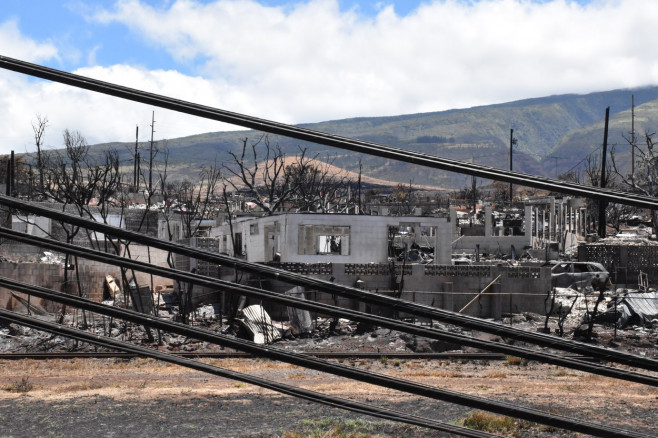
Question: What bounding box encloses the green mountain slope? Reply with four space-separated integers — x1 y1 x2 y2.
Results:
544 97 658 178
93 86 658 189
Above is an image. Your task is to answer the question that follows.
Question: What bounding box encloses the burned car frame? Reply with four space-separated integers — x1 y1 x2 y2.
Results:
549 261 610 290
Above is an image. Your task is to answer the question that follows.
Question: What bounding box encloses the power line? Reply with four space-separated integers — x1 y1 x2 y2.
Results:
0 54 656 369
563 145 604 175
1 55 658 210
0 278 647 438
0 193 655 372
0 309 495 438
1 226 654 387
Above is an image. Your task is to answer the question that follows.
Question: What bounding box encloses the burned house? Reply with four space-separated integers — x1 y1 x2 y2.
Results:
210 213 453 265
1 200 574 319
210 212 551 319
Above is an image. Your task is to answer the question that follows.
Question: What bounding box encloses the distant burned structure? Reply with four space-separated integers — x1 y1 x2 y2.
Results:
210 213 453 265
0 195 594 319
209 212 551 319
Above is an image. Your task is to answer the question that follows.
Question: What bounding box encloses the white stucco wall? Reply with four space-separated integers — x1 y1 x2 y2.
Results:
213 214 452 264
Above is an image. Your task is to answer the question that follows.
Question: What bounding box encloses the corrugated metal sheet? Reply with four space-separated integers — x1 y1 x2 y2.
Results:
240 304 282 344
618 292 658 327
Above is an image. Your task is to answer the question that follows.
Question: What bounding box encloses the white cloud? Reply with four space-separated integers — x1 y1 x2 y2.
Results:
0 19 58 62
2 0 658 155
0 65 231 154
93 0 658 113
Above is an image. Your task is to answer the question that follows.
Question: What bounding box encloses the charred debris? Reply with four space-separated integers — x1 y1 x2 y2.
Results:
1 192 657 357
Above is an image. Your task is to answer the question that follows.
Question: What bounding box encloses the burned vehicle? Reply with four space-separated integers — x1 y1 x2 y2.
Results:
549 261 610 290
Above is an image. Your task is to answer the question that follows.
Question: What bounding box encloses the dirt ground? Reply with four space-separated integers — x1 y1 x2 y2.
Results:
1 331 657 437
0 356 656 437
1 300 657 437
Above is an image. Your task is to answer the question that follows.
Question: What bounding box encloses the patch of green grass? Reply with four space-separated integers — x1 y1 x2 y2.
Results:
267 417 427 438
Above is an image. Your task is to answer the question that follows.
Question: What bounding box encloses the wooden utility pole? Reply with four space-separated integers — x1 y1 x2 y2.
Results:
471 155 477 221
598 107 610 238
4 151 16 197
357 159 362 214
509 129 516 202
134 125 139 188
5 159 10 196
631 95 636 177
149 111 155 198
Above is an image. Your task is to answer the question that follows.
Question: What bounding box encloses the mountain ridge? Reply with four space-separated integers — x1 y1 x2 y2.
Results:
90 85 658 190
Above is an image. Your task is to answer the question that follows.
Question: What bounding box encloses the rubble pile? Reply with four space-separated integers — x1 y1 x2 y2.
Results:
2 299 657 359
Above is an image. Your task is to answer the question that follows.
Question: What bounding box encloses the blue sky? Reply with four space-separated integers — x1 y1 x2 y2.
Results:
0 0 654 154
3 0 595 73
3 1 465 73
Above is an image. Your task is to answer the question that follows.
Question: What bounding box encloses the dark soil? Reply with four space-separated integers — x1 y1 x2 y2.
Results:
1 311 657 437
0 393 477 438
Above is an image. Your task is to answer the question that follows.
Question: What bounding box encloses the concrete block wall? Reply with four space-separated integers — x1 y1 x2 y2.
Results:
173 238 223 302
0 242 174 307
125 244 174 291
0 262 63 311
256 262 551 321
0 241 46 258
285 215 389 264
73 259 121 301
578 244 658 284
214 214 453 265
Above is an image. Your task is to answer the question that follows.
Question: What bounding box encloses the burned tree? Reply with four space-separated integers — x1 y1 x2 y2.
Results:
286 152 352 213
31 114 48 197
24 130 125 327
222 136 296 215
611 131 658 232
178 163 221 239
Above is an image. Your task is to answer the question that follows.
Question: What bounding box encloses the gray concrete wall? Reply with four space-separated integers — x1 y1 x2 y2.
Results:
0 262 63 311
127 244 175 291
0 242 173 308
213 214 453 265
256 262 551 321
452 206 533 257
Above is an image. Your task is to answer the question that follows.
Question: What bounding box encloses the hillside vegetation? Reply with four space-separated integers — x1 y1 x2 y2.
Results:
91 86 658 189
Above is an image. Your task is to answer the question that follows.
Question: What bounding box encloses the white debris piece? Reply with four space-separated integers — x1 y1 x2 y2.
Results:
239 304 282 344
40 251 63 264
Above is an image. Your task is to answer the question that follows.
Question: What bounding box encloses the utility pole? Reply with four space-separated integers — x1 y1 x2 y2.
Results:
149 111 155 199
10 150 15 197
5 157 10 196
509 129 517 202
357 159 362 214
134 125 139 189
598 107 610 239
631 95 636 177
471 154 477 222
